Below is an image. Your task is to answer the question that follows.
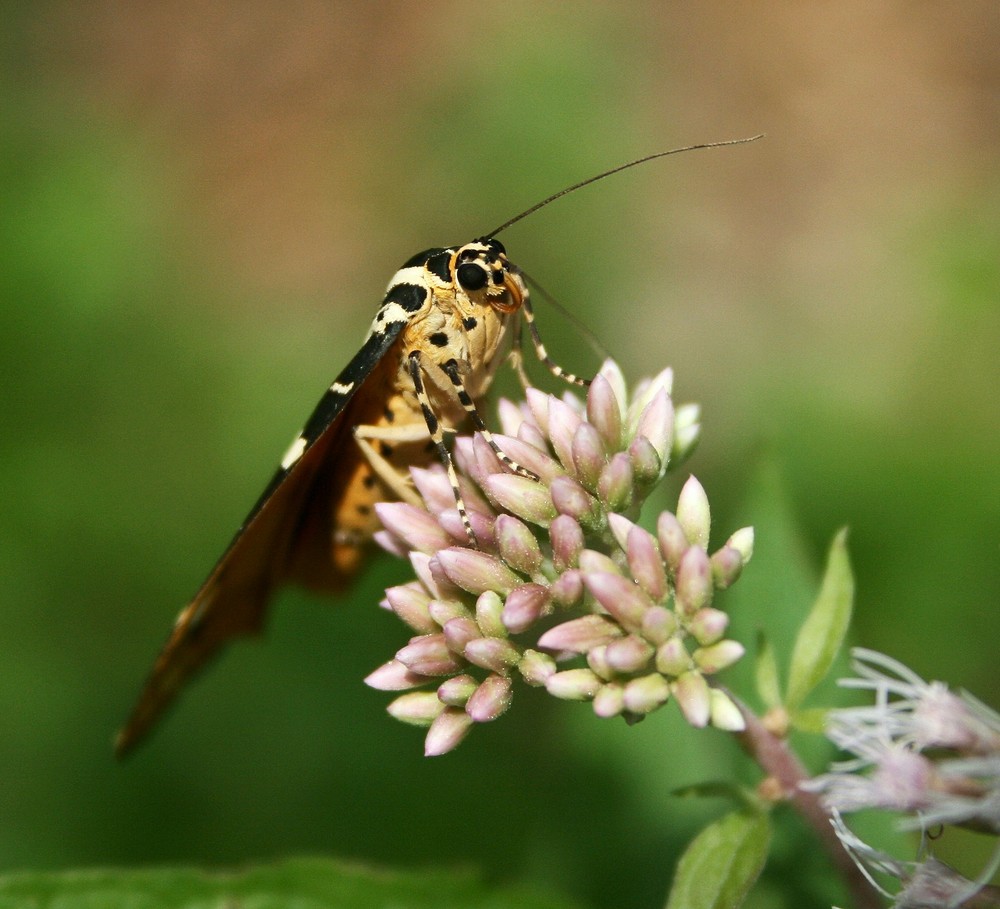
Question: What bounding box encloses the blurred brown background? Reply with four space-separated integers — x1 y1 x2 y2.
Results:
2 3 998 907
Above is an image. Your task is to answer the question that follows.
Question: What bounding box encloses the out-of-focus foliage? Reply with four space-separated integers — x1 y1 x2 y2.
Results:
1 4 997 908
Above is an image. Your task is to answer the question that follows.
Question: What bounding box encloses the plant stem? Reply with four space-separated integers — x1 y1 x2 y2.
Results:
728 694 882 909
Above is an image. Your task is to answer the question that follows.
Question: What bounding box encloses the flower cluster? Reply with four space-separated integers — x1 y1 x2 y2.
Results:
366 361 753 755
809 649 1000 906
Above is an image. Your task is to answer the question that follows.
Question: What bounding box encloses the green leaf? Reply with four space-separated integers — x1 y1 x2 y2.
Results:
0 856 582 909
753 631 782 710
785 528 855 711
664 809 771 909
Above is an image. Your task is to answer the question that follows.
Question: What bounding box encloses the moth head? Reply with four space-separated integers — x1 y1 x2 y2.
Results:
451 238 523 314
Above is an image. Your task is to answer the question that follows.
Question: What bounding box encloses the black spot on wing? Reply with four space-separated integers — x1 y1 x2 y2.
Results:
383 281 428 314
463 316 477 331
424 250 452 283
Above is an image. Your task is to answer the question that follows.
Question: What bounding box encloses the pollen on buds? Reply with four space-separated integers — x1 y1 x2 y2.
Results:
370 357 751 754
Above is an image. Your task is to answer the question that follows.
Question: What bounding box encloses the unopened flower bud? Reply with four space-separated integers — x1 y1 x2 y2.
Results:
605 635 655 674
546 668 603 701
397 634 464 677
551 476 601 526
673 671 711 727
709 688 745 731
424 707 473 756
656 636 691 677
710 546 745 588
671 403 701 464
550 514 584 572
633 388 674 467
374 502 452 554
584 572 652 633
676 475 711 548
547 396 584 470
519 649 556 686
364 660 427 691
641 606 677 645
388 691 445 726
436 674 478 706
483 473 557 525
550 569 585 606
501 583 551 634
384 583 436 634
495 514 543 576
586 372 623 452
689 607 730 646
593 682 625 718
627 525 668 601
463 636 521 673
656 511 688 570
694 639 745 674
572 422 607 490
475 590 506 638
623 673 670 715
466 674 513 722
442 616 481 654
675 546 713 616
597 453 634 512
628 435 662 486
437 548 522 596
726 526 755 565
537 614 623 654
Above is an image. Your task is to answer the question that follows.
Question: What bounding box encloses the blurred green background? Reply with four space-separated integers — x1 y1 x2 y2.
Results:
2 3 998 907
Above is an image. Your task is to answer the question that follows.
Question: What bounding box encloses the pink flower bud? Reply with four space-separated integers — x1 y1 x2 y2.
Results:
483 474 556 525
550 514 584 572
623 673 671 715
572 422 607 490
597 453 634 512
583 572 652 633
546 668 602 701
586 372 624 452
437 548 522 596
463 636 521 673
495 514 543 576
364 659 427 691
605 635 655 674
501 583 551 634
437 674 478 706
424 708 473 756
656 511 688 570
537 614 623 654
466 674 513 722
675 546 713 616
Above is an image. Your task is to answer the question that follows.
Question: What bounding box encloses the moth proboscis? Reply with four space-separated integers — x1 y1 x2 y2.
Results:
115 135 762 757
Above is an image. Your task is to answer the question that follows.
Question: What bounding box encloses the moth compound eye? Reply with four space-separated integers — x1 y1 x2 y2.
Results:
456 262 489 291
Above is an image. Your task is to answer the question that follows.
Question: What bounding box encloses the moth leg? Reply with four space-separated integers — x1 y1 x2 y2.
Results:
507 313 534 391
407 350 477 548
521 292 590 387
353 422 429 508
439 358 540 483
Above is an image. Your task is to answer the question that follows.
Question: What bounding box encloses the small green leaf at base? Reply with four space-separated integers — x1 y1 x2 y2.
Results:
0 856 583 909
753 631 782 711
664 809 771 909
785 528 854 712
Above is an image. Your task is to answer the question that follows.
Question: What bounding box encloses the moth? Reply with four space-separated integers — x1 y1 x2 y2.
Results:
116 138 760 757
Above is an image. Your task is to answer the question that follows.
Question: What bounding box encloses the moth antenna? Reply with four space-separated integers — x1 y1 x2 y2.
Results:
516 266 611 363
485 135 764 238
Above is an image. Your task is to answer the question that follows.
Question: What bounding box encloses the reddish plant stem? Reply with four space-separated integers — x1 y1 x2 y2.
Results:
728 694 882 909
